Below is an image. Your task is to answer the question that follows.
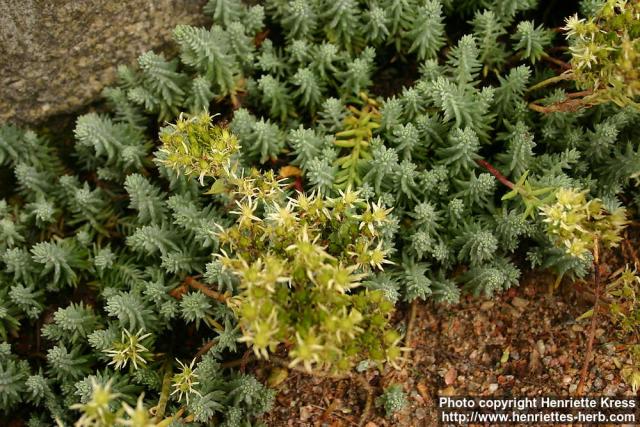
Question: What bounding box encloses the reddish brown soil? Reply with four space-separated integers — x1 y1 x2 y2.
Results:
257 270 637 427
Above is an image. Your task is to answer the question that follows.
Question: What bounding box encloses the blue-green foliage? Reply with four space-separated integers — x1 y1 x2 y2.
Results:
376 383 408 417
2 0 640 424
0 103 268 424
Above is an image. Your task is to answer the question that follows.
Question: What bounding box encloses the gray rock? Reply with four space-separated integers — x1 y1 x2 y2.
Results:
0 0 208 124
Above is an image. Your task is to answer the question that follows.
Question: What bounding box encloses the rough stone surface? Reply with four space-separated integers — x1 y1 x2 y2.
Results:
0 0 208 125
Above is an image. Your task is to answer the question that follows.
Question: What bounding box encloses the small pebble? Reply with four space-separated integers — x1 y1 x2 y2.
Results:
488 383 499 393
444 367 457 385
511 297 529 309
440 386 456 396
299 405 313 421
537 340 546 356
481 301 495 310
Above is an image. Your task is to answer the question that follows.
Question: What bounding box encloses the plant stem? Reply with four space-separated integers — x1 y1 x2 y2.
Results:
320 381 346 424
541 53 571 70
270 356 350 380
475 159 515 190
527 71 573 92
623 232 640 270
529 90 594 114
401 300 418 367
222 356 251 369
355 374 374 427
154 361 174 423
184 276 229 302
576 238 601 395
195 339 217 359
405 300 418 345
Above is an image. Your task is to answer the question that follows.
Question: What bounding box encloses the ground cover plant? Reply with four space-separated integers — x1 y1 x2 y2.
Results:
0 0 639 425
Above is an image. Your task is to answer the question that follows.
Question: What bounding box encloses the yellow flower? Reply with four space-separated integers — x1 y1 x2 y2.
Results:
288 332 324 372
564 237 590 259
239 310 280 359
563 14 585 39
555 188 584 207
266 201 297 228
368 241 395 271
372 201 392 223
71 378 120 425
171 358 200 405
324 263 366 293
118 394 155 427
231 198 262 228
338 187 362 207
104 329 152 371
285 226 333 268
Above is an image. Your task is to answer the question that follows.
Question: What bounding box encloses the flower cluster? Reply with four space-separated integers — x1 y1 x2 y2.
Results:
564 0 640 107
222 189 399 373
160 114 400 373
539 188 627 259
4 0 640 423
159 112 240 184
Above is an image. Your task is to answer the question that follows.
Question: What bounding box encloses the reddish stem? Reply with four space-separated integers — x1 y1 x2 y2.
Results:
184 276 229 302
528 90 594 114
541 53 571 70
475 159 515 190
576 241 601 395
